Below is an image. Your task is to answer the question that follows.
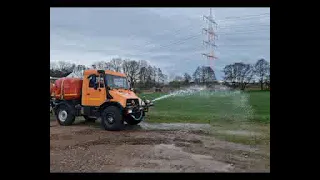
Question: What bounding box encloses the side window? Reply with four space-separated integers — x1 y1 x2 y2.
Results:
88 75 96 88
88 74 105 88
99 76 105 88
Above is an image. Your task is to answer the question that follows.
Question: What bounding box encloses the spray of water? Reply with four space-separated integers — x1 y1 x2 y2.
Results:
152 85 207 102
151 85 254 122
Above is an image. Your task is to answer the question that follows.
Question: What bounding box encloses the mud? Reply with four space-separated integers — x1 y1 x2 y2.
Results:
217 130 261 136
139 122 212 131
50 121 270 172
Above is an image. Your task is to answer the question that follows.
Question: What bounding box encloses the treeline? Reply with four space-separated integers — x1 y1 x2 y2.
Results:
168 66 217 88
50 58 269 91
50 58 168 89
222 58 270 90
50 59 218 90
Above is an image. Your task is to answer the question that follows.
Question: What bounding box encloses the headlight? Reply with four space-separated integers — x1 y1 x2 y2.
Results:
145 100 150 104
127 109 132 114
126 99 139 106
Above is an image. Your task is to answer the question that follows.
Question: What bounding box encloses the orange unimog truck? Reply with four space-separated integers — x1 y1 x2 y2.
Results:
50 69 153 131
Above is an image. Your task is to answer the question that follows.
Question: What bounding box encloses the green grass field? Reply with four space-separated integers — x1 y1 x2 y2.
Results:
51 90 270 145
139 90 270 124
139 90 270 145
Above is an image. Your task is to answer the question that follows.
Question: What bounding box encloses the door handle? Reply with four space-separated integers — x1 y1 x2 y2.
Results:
98 89 101 92
87 93 90 95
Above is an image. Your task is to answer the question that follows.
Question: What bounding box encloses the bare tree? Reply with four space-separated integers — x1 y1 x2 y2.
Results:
92 61 111 70
139 60 148 69
50 62 57 70
122 60 140 88
265 74 270 90
222 64 236 88
223 62 254 90
109 58 123 72
57 61 75 71
157 68 164 84
50 61 76 77
192 66 216 84
139 66 148 83
184 73 192 84
138 60 151 86
147 65 155 84
72 65 88 78
193 67 201 83
51 59 168 89
254 59 270 90
203 66 216 83
162 74 168 84
152 66 157 83
174 75 184 82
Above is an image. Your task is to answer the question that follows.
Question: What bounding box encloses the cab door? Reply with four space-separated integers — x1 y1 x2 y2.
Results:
82 74 106 106
97 74 106 104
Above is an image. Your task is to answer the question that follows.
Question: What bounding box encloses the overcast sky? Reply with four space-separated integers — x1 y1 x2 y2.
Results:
50 8 270 80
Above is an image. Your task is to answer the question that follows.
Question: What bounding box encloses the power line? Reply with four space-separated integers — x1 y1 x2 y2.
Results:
53 13 269 52
54 28 269 56
127 29 270 56
128 13 269 49
202 8 218 70
129 24 269 50
52 13 270 60
222 13 269 20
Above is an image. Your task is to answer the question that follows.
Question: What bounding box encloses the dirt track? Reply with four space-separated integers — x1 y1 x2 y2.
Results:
50 120 270 172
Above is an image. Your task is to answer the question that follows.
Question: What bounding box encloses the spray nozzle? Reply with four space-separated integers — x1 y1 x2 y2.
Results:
143 99 154 107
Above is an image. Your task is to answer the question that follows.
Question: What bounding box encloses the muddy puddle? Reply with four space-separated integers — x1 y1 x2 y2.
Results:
127 122 259 137
138 122 212 131
50 120 270 172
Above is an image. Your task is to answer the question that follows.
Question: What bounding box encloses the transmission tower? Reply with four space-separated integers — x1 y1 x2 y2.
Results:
202 8 218 70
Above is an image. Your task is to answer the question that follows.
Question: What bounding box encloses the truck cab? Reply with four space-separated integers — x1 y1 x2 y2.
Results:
51 69 153 131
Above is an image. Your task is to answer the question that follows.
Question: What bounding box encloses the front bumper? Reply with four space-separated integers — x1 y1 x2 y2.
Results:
125 106 145 121
125 105 147 114
125 102 153 121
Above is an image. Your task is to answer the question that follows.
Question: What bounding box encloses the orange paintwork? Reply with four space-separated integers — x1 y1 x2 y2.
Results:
81 70 131 107
81 73 106 106
53 78 83 100
52 69 136 108
109 89 139 107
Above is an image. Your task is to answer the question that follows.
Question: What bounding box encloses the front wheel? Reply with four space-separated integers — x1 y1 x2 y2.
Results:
56 105 75 126
101 106 124 131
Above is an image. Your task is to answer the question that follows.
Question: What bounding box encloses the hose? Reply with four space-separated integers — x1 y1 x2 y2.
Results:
130 111 143 121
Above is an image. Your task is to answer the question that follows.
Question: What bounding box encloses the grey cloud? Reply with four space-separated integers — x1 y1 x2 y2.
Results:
51 8 270 80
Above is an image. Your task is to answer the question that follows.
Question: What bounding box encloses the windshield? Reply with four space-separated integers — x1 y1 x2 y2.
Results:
105 74 129 89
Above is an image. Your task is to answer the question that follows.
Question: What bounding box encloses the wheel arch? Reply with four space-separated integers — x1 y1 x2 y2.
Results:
99 101 124 114
53 100 76 115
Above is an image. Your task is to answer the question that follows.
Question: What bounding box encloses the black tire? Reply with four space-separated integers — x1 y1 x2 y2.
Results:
56 104 75 126
125 115 143 125
101 106 124 131
83 115 96 123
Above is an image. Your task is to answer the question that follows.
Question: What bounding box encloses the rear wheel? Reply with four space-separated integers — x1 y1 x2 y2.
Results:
56 105 75 126
83 115 96 123
101 106 124 131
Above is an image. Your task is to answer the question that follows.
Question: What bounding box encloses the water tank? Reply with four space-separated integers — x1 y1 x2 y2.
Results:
53 78 83 100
